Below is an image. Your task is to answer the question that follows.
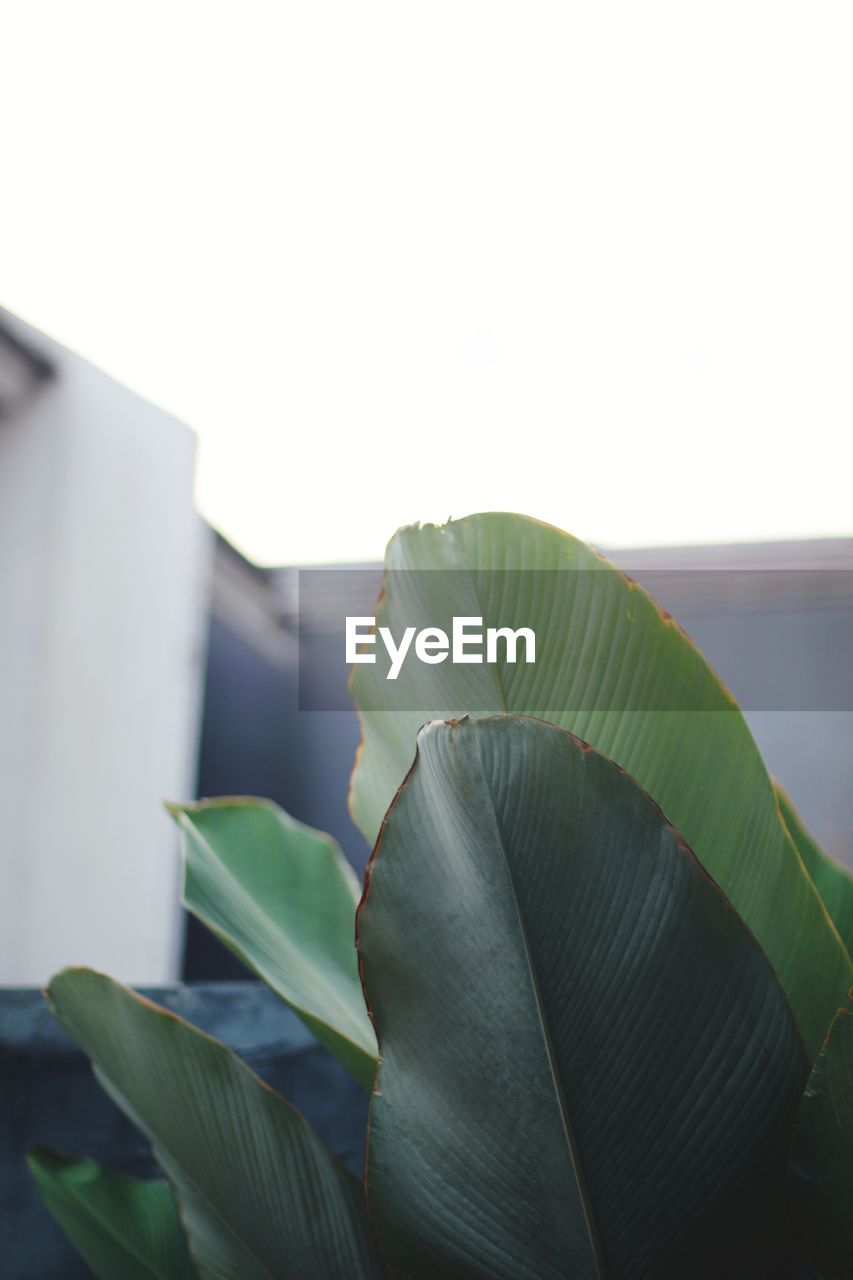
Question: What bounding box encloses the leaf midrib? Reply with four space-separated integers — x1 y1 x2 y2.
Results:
154 1143 275 1280
470 738 607 1279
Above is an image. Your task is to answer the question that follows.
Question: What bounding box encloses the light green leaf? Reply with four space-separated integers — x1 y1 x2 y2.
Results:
169 797 376 1090
789 1000 853 1279
46 970 383 1280
775 782 853 961
349 512 851 1058
28 1147 193 1279
357 716 809 1279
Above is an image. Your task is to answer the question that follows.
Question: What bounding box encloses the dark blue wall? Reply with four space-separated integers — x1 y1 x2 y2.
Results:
185 612 369 980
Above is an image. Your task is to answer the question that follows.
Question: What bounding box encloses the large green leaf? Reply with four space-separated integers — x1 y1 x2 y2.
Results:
349 512 851 1057
789 1000 853 1278
775 782 853 961
357 716 809 1280
46 969 383 1280
169 797 376 1090
28 1147 193 1279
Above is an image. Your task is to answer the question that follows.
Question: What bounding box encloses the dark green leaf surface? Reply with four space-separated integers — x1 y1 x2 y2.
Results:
170 797 376 1090
28 1147 193 1279
789 1001 853 1278
357 716 808 1279
46 970 383 1280
349 513 851 1057
775 782 853 961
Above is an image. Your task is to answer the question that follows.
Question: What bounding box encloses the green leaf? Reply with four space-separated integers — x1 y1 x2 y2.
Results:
169 797 376 1090
46 969 383 1280
28 1147 193 1279
357 715 809 1280
349 512 852 1058
775 782 853 961
789 1000 853 1278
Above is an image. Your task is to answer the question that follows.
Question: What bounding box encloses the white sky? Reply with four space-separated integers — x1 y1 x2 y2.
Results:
2 3 851 564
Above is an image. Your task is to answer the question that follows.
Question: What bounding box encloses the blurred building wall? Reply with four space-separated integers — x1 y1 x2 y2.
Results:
0 311 210 984
1 309 848 986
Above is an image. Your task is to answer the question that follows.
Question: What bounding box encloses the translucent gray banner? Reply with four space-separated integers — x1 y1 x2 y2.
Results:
297 569 853 712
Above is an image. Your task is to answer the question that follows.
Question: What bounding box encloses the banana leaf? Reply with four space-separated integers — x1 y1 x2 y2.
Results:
169 798 376 1090
46 970 383 1280
28 1148 193 1279
357 715 809 1279
349 513 851 1058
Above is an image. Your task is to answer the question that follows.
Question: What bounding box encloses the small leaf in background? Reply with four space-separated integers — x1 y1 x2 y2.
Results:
27 1147 193 1280
46 969 383 1280
169 797 377 1091
349 513 851 1059
358 715 809 1280
776 782 853 961
789 1001 853 1280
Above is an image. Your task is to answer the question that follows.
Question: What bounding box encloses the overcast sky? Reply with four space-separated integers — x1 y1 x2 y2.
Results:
2 3 851 564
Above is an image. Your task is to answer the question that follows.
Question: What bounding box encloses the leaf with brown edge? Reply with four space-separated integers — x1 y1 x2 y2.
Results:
46 969 384 1280
357 716 809 1279
349 512 851 1059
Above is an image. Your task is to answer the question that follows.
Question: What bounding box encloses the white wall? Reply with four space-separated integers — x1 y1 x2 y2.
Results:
0 314 210 984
